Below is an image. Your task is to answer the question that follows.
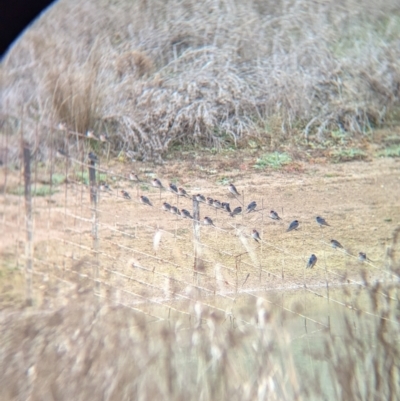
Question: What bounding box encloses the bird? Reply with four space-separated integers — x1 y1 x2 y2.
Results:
57 122 67 130
181 209 193 219
269 210 281 220
162 202 171 212
169 183 179 194
307 254 317 269
228 183 240 197
170 206 180 216
222 202 231 214
152 178 164 189
213 200 222 209
129 172 141 182
252 229 261 242
203 216 215 226
230 206 242 217
120 190 131 200
140 195 153 206
99 133 109 143
287 220 299 232
56 149 67 158
86 130 97 139
358 252 367 262
330 239 344 249
316 216 330 227
196 194 206 203
178 187 190 198
207 197 214 207
99 182 111 192
246 201 257 214
88 151 98 162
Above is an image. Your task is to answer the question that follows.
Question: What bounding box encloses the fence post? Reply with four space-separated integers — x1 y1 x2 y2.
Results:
22 140 33 306
192 196 200 284
88 152 99 291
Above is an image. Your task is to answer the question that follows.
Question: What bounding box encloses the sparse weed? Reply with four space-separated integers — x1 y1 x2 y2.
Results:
254 152 292 169
377 144 400 158
331 148 367 163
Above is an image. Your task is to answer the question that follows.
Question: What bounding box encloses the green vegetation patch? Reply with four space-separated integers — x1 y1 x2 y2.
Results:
254 152 292 169
330 148 367 163
8 185 58 197
74 171 108 185
376 145 400 158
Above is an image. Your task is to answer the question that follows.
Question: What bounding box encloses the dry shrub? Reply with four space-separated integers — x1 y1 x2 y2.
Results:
1 0 400 160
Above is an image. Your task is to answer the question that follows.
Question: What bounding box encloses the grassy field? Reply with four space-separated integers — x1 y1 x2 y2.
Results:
1 0 400 399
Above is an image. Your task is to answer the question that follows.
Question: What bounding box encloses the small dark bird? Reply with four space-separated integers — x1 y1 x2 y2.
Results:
358 252 367 262
287 220 299 232
246 201 257 214
120 190 131 200
213 200 222 209
252 229 261 242
178 187 189 197
207 197 214 207
316 216 330 227
222 202 231 214
203 216 215 226
181 209 193 219
162 202 171 212
140 195 153 206
228 183 240 196
170 206 180 215
230 206 242 217
129 172 141 182
88 151 98 162
196 194 206 203
99 182 111 192
269 210 281 220
330 239 344 249
169 183 179 194
307 254 317 269
56 149 67 158
152 178 164 189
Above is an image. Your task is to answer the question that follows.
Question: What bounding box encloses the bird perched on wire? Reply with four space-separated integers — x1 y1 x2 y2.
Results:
230 206 242 217
222 202 231 214
203 216 215 226
196 194 206 203
307 254 317 269
228 183 240 197
269 210 281 220
140 195 153 206
162 202 171 212
152 178 164 189
246 201 257 214
129 172 141 182
213 199 222 209
120 190 131 200
170 206 180 216
287 220 299 232
252 229 261 242
358 252 368 262
178 187 190 198
56 149 68 158
99 182 111 192
181 209 193 219
86 130 97 139
99 133 109 143
316 216 330 227
169 183 179 194
207 197 214 207
330 239 344 249
88 151 98 162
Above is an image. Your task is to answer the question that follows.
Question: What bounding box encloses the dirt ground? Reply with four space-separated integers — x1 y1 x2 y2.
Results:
0 155 399 309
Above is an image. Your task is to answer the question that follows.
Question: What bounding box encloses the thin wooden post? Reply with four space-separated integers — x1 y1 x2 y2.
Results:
88 153 99 291
22 141 33 306
192 196 200 285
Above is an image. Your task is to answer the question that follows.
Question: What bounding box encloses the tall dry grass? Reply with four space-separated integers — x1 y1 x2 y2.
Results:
1 0 400 160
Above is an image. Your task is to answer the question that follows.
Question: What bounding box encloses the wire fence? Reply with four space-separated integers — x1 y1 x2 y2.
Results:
0 117 399 330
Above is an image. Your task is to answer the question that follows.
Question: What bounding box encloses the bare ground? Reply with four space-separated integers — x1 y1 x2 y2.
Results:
0 156 399 309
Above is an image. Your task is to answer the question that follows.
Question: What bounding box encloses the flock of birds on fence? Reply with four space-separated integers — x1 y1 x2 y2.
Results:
90 155 370 270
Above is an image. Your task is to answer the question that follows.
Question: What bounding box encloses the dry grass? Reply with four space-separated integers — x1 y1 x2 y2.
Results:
2 0 400 160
